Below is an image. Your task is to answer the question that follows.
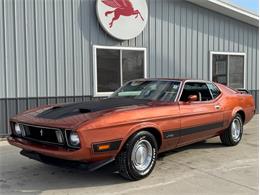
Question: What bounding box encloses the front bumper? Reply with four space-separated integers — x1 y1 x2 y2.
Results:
7 136 119 163
19 149 115 171
7 136 92 162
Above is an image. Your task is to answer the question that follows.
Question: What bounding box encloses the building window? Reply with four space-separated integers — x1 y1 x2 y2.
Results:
93 45 147 97
210 52 246 89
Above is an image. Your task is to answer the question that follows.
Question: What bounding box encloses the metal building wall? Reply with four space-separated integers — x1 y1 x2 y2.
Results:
0 0 259 135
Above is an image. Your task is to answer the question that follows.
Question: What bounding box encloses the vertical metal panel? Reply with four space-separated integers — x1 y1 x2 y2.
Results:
174 1 181 78
247 28 252 89
148 0 156 78
155 0 162 77
35 0 47 97
251 28 256 90
0 0 6 98
208 10 214 52
25 0 37 97
219 16 224 51
142 5 149 63
0 99 7 135
162 0 169 77
73 0 83 96
224 18 229 51
64 0 74 96
203 9 209 80
234 21 239 52
243 26 248 89
191 4 198 78
213 14 219 51
229 18 234 51
197 7 203 80
28 98 37 109
186 3 192 78
4 0 17 98
15 0 27 98
17 98 27 114
180 3 186 78
81 0 91 96
135 27 143 48
6 99 17 134
45 0 57 97
54 0 65 96
238 23 244 52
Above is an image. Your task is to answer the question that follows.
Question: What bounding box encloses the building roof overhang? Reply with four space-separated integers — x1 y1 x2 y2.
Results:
187 0 259 27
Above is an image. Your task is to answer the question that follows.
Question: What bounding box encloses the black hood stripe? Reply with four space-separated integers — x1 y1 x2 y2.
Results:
37 98 151 119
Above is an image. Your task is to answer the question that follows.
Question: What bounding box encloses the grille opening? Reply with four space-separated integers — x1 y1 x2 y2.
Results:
21 124 64 146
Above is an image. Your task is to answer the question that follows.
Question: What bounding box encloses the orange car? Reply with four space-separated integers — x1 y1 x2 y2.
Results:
8 79 255 180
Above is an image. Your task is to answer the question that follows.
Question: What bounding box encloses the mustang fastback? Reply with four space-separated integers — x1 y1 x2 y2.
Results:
8 79 255 180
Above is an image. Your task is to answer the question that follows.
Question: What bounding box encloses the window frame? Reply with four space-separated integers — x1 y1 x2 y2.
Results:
209 51 247 89
93 45 147 97
178 80 215 102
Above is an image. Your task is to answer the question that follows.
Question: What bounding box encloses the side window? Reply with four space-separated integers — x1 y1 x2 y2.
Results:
180 82 213 102
207 83 221 99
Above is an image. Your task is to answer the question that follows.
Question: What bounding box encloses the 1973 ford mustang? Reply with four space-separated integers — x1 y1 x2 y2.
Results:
8 79 255 180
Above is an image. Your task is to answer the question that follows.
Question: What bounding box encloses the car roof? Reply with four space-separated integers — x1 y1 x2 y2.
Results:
134 78 213 83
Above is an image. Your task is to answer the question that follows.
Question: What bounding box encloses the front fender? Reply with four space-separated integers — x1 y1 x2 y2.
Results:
121 122 163 148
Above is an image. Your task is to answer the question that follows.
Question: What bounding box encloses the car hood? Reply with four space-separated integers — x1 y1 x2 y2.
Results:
11 98 152 129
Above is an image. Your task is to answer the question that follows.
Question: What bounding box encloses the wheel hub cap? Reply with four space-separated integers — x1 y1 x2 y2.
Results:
231 118 241 141
131 140 153 172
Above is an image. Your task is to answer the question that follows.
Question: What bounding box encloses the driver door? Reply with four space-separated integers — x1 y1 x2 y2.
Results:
177 82 224 147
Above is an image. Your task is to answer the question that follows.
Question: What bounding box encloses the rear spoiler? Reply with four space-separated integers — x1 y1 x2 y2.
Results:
236 88 249 94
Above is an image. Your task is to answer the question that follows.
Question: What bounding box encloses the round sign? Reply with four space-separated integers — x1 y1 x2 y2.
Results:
96 0 148 40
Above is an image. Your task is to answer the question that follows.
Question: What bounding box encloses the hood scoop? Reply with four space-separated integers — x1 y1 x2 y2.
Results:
37 98 150 119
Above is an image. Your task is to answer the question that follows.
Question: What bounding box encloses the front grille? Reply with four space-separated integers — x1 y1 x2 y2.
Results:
21 124 64 145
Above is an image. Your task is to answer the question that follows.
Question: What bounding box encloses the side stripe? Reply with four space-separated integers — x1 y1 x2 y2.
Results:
163 122 224 139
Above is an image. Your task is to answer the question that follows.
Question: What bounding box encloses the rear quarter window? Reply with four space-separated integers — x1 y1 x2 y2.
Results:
207 83 221 99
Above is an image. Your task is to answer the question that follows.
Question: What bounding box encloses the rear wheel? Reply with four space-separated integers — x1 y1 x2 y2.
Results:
116 131 158 180
220 114 243 146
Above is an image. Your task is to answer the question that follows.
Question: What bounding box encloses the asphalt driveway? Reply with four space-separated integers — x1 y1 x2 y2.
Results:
0 115 258 195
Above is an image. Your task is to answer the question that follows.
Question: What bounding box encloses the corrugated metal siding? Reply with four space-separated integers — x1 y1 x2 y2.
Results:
0 0 258 99
0 0 259 135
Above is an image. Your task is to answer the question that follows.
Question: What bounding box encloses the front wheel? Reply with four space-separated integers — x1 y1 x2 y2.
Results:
220 114 243 146
116 131 158 180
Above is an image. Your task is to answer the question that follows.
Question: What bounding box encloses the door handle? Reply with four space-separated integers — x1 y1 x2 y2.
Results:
215 105 221 110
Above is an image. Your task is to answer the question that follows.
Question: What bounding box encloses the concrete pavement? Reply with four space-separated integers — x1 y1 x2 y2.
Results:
0 115 258 195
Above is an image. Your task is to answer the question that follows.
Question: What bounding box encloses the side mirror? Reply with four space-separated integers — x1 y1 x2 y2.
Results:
187 95 198 102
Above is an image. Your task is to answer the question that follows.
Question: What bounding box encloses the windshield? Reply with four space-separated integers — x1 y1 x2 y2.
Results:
110 80 181 102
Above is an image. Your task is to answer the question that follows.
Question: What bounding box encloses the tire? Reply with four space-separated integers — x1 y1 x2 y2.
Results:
220 113 243 146
116 131 158 181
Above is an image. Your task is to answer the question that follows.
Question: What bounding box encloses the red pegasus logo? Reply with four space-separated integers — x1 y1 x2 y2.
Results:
102 0 144 28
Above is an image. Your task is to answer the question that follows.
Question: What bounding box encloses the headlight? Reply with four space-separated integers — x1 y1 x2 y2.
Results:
14 123 25 137
66 130 80 148
14 123 22 136
70 132 80 146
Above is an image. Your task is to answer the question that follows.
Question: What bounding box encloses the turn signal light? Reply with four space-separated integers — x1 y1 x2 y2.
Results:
98 144 110 151
93 140 122 152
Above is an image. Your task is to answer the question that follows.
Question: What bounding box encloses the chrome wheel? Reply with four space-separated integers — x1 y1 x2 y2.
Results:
231 118 241 141
131 139 153 173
